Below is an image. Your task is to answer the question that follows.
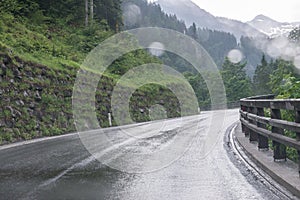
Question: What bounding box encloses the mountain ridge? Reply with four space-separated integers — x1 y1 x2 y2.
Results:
155 0 265 39
153 0 299 39
247 14 300 38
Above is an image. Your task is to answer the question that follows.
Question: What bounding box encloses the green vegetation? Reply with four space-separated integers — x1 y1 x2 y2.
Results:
253 27 300 99
221 58 252 102
123 0 186 32
0 0 168 143
0 0 299 165
251 27 300 162
253 55 274 95
0 0 197 144
0 4 113 70
268 59 300 162
196 29 238 69
254 57 300 162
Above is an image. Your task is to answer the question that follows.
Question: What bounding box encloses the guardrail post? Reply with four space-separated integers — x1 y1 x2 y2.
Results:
257 107 269 150
241 105 249 136
296 110 300 176
271 108 287 161
249 106 258 142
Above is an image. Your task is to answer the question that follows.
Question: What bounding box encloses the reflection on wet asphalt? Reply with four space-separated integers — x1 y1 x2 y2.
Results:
0 110 285 199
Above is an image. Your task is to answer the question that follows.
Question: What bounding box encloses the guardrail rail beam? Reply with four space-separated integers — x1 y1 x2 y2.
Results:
240 95 300 177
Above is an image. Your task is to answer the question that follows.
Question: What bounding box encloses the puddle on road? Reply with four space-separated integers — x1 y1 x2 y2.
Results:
32 160 137 200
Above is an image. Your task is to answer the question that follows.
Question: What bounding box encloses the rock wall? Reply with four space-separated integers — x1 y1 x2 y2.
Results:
0 53 183 144
0 53 77 143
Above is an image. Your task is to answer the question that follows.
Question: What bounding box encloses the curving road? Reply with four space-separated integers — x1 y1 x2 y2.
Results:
0 109 289 199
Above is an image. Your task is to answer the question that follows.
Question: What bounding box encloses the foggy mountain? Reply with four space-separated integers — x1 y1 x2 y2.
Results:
155 0 266 39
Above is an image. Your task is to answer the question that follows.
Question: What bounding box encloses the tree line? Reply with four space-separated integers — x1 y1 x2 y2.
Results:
2 0 299 106
0 0 122 31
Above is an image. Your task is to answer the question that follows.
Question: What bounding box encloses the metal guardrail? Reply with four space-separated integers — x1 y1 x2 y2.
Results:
240 95 300 176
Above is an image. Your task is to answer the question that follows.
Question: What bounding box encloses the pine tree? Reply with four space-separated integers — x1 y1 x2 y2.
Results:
187 23 198 39
253 55 273 95
221 57 252 102
289 27 300 43
268 59 296 95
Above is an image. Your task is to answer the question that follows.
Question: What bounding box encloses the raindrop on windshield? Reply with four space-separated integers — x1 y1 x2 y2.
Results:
123 3 141 27
227 49 243 63
148 42 165 57
294 55 300 71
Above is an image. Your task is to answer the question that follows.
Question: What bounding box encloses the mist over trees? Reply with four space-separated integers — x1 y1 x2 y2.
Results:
1 0 299 107
121 0 271 104
122 0 186 32
1 0 300 146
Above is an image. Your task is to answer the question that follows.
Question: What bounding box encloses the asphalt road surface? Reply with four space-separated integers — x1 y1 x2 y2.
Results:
0 109 291 199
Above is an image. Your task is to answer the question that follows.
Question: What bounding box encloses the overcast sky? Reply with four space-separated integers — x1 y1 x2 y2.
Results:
191 0 300 22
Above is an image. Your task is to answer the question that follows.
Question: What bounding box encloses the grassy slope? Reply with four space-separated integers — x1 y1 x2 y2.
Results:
0 12 195 144
0 12 109 143
0 12 113 70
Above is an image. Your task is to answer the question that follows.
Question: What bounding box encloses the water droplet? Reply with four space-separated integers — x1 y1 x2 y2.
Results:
149 104 167 121
198 30 210 42
123 3 141 27
227 49 243 63
266 37 291 58
271 36 289 49
267 45 281 58
148 42 165 57
281 44 297 61
296 47 300 54
285 46 296 58
294 55 300 70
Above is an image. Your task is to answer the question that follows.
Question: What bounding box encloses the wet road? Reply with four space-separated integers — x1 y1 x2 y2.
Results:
0 110 286 199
